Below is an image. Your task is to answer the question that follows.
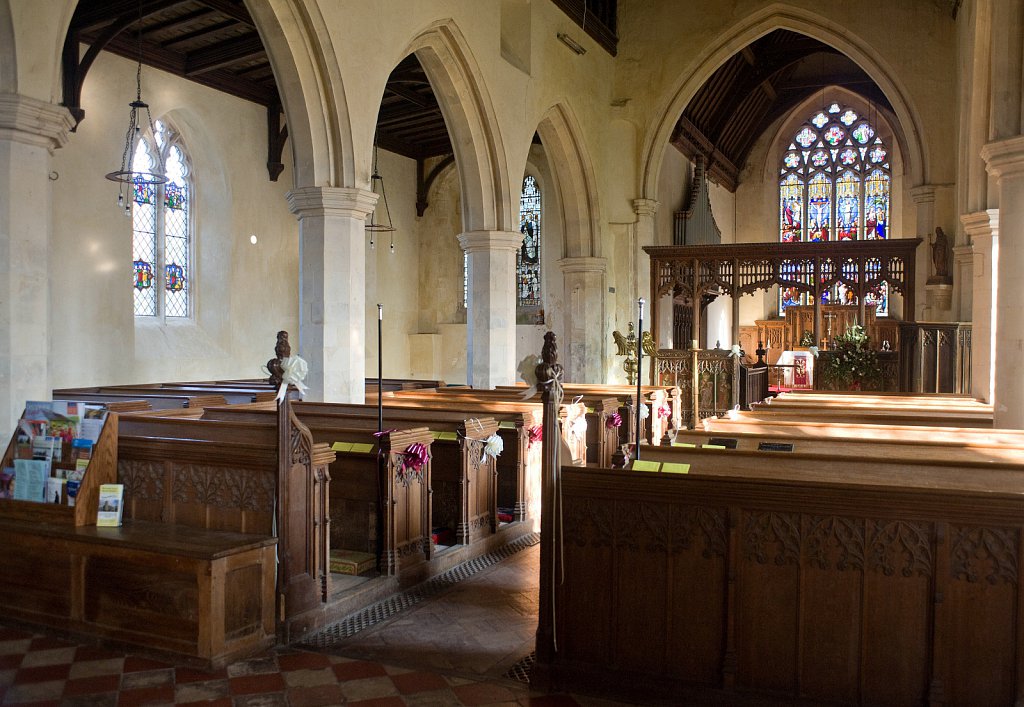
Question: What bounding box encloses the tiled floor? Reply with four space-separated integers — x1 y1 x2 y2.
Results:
0 544 638 706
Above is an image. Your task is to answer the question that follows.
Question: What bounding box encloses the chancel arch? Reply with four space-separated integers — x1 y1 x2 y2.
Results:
638 4 929 204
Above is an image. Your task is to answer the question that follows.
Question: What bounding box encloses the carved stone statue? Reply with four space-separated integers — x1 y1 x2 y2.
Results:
931 226 950 280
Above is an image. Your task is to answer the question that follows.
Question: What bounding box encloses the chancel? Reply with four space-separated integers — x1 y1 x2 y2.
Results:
2 0 1024 704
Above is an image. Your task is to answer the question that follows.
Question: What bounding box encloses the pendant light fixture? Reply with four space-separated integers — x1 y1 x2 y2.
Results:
105 1 165 215
365 138 396 252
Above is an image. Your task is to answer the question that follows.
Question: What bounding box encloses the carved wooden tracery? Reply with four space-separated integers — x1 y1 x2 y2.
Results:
644 239 921 350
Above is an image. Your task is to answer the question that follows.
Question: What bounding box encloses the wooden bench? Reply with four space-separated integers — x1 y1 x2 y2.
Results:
0 518 275 668
116 407 334 644
702 416 1024 446
726 404 994 428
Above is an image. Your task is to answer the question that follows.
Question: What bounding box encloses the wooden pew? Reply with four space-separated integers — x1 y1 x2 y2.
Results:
763 390 992 411
388 388 620 466
543 452 1024 705
0 404 334 667
198 402 502 552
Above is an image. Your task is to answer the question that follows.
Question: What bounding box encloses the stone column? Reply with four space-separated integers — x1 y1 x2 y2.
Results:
632 198 659 305
0 94 75 435
287 187 377 403
952 244 974 320
458 230 522 388
910 185 942 320
559 256 607 382
961 209 998 403
981 137 1024 426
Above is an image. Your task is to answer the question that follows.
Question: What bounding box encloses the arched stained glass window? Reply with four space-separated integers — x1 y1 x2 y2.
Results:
517 176 542 308
778 102 891 316
132 121 192 319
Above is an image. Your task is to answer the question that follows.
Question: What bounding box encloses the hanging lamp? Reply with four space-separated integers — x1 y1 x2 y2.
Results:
365 139 396 252
106 1 165 215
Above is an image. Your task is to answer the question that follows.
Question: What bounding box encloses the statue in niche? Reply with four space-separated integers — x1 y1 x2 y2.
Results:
929 226 952 284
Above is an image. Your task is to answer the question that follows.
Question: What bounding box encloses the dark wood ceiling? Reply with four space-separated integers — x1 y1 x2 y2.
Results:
674 29 894 192
376 54 452 160
63 0 454 181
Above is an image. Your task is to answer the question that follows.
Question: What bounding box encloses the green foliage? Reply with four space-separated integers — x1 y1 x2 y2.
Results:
819 324 883 390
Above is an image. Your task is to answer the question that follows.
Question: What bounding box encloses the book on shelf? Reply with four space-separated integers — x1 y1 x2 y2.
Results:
46 476 65 504
96 484 124 527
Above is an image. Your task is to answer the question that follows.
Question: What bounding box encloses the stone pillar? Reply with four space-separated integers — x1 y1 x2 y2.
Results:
287 187 377 403
981 137 1024 426
910 185 938 320
632 198 659 305
0 94 75 436
458 230 522 388
961 209 998 403
559 256 607 382
952 244 974 320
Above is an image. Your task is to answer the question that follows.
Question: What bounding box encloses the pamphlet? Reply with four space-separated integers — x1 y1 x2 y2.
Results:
96 483 124 526
45 477 65 504
13 459 48 502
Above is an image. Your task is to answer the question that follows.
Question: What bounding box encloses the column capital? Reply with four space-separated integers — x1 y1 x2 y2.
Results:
909 184 937 204
981 135 1024 180
961 209 999 241
0 94 75 151
457 230 523 253
286 186 377 219
558 256 607 274
632 198 659 217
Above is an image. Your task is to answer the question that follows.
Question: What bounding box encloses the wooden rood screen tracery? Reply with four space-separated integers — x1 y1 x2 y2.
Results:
643 239 921 352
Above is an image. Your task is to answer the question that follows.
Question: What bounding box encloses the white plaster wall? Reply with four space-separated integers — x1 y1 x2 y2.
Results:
49 49 297 387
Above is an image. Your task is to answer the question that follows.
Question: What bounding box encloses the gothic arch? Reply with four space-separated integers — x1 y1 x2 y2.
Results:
244 0 354 188
535 102 602 259
639 3 928 201
404 20 512 233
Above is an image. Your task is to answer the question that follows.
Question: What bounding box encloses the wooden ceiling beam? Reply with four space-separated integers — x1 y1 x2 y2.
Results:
72 0 191 32
196 0 256 27
384 83 434 109
185 31 264 75
143 8 216 36
161 20 235 48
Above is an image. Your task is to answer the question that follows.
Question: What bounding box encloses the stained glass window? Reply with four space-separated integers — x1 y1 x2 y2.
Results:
517 176 542 309
777 103 891 315
131 121 192 319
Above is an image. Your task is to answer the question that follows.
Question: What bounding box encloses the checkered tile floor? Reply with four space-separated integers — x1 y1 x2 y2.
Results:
0 626 592 706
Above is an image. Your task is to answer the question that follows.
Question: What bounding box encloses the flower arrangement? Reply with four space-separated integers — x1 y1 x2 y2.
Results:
819 324 883 390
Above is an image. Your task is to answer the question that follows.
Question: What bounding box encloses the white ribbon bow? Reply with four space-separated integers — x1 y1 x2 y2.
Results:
276 355 309 402
517 355 542 400
570 415 587 440
808 346 820 358
729 344 741 357
639 402 650 420
481 433 503 464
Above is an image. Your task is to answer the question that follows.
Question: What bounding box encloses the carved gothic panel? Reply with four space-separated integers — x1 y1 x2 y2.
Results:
951 526 1018 585
670 506 727 559
744 511 800 566
804 516 865 571
119 460 165 502
868 520 932 578
565 496 614 549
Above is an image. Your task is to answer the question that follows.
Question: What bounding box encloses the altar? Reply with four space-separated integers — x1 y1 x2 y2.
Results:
751 304 900 366
772 350 815 389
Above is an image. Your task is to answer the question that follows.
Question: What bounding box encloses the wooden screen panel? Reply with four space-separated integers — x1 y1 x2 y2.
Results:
736 510 800 693
223 564 264 642
944 525 1019 707
83 556 198 647
559 496 614 666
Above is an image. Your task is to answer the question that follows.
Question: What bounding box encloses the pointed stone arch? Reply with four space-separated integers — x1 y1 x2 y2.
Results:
535 102 602 259
245 0 353 189
404 20 513 232
639 3 928 200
